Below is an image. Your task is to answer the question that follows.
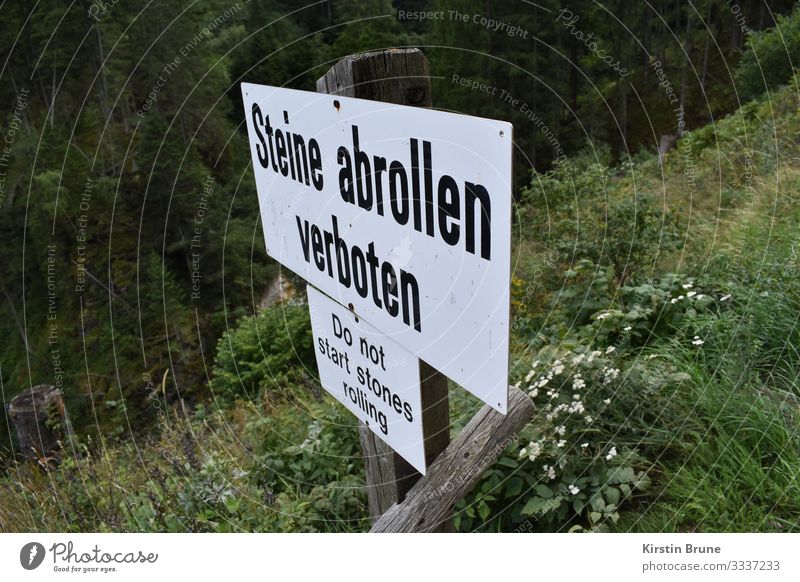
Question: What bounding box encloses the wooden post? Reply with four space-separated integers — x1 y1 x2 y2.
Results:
371 385 535 533
315 49 451 524
315 49 433 109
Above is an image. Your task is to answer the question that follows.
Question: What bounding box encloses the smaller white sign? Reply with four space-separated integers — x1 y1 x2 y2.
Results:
307 285 426 473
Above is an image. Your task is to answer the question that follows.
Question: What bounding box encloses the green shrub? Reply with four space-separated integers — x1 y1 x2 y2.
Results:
735 6 800 101
211 304 315 403
521 155 681 302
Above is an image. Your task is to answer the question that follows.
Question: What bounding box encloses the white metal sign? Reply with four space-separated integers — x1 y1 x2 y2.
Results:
242 83 512 412
307 285 426 473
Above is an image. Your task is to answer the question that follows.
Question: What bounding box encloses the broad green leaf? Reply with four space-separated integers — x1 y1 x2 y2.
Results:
590 494 606 512
497 457 519 468
478 502 491 521
603 487 621 506
505 477 524 498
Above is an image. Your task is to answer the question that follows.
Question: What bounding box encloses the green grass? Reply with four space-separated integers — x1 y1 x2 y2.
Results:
614 189 800 532
617 347 800 532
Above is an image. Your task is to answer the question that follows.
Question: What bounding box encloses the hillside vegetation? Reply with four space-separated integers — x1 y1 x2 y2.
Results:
3 69 799 530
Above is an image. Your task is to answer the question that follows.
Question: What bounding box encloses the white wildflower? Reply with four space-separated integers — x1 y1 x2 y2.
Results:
596 311 611 321
682 282 693 289
543 464 556 480
603 367 620 384
529 387 539 398
568 484 580 495
555 425 566 436
525 369 536 382
518 448 527 459
605 346 616 354
581 442 589 448
720 294 731 302
556 439 566 448
569 400 585 414
603 398 611 404
528 441 542 462
549 403 569 420
623 325 632 332
605 446 618 460
692 335 704 346
571 353 585 366
687 291 697 298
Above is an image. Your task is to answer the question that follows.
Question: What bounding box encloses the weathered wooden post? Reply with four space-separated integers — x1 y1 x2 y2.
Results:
371 385 534 532
7 384 73 463
316 49 451 524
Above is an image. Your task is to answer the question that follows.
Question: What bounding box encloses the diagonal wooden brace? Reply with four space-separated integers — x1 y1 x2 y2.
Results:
371 386 534 532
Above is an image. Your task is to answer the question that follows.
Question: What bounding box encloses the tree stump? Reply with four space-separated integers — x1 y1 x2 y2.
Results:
7 385 73 462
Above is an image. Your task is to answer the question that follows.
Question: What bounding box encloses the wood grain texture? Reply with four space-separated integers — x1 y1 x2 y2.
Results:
315 48 432 107
357 360 449 521
370 386 534 533
315 50 447 524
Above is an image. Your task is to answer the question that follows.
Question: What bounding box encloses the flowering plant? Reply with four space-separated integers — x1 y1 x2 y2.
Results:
514 347 650 530
456 345 650 532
